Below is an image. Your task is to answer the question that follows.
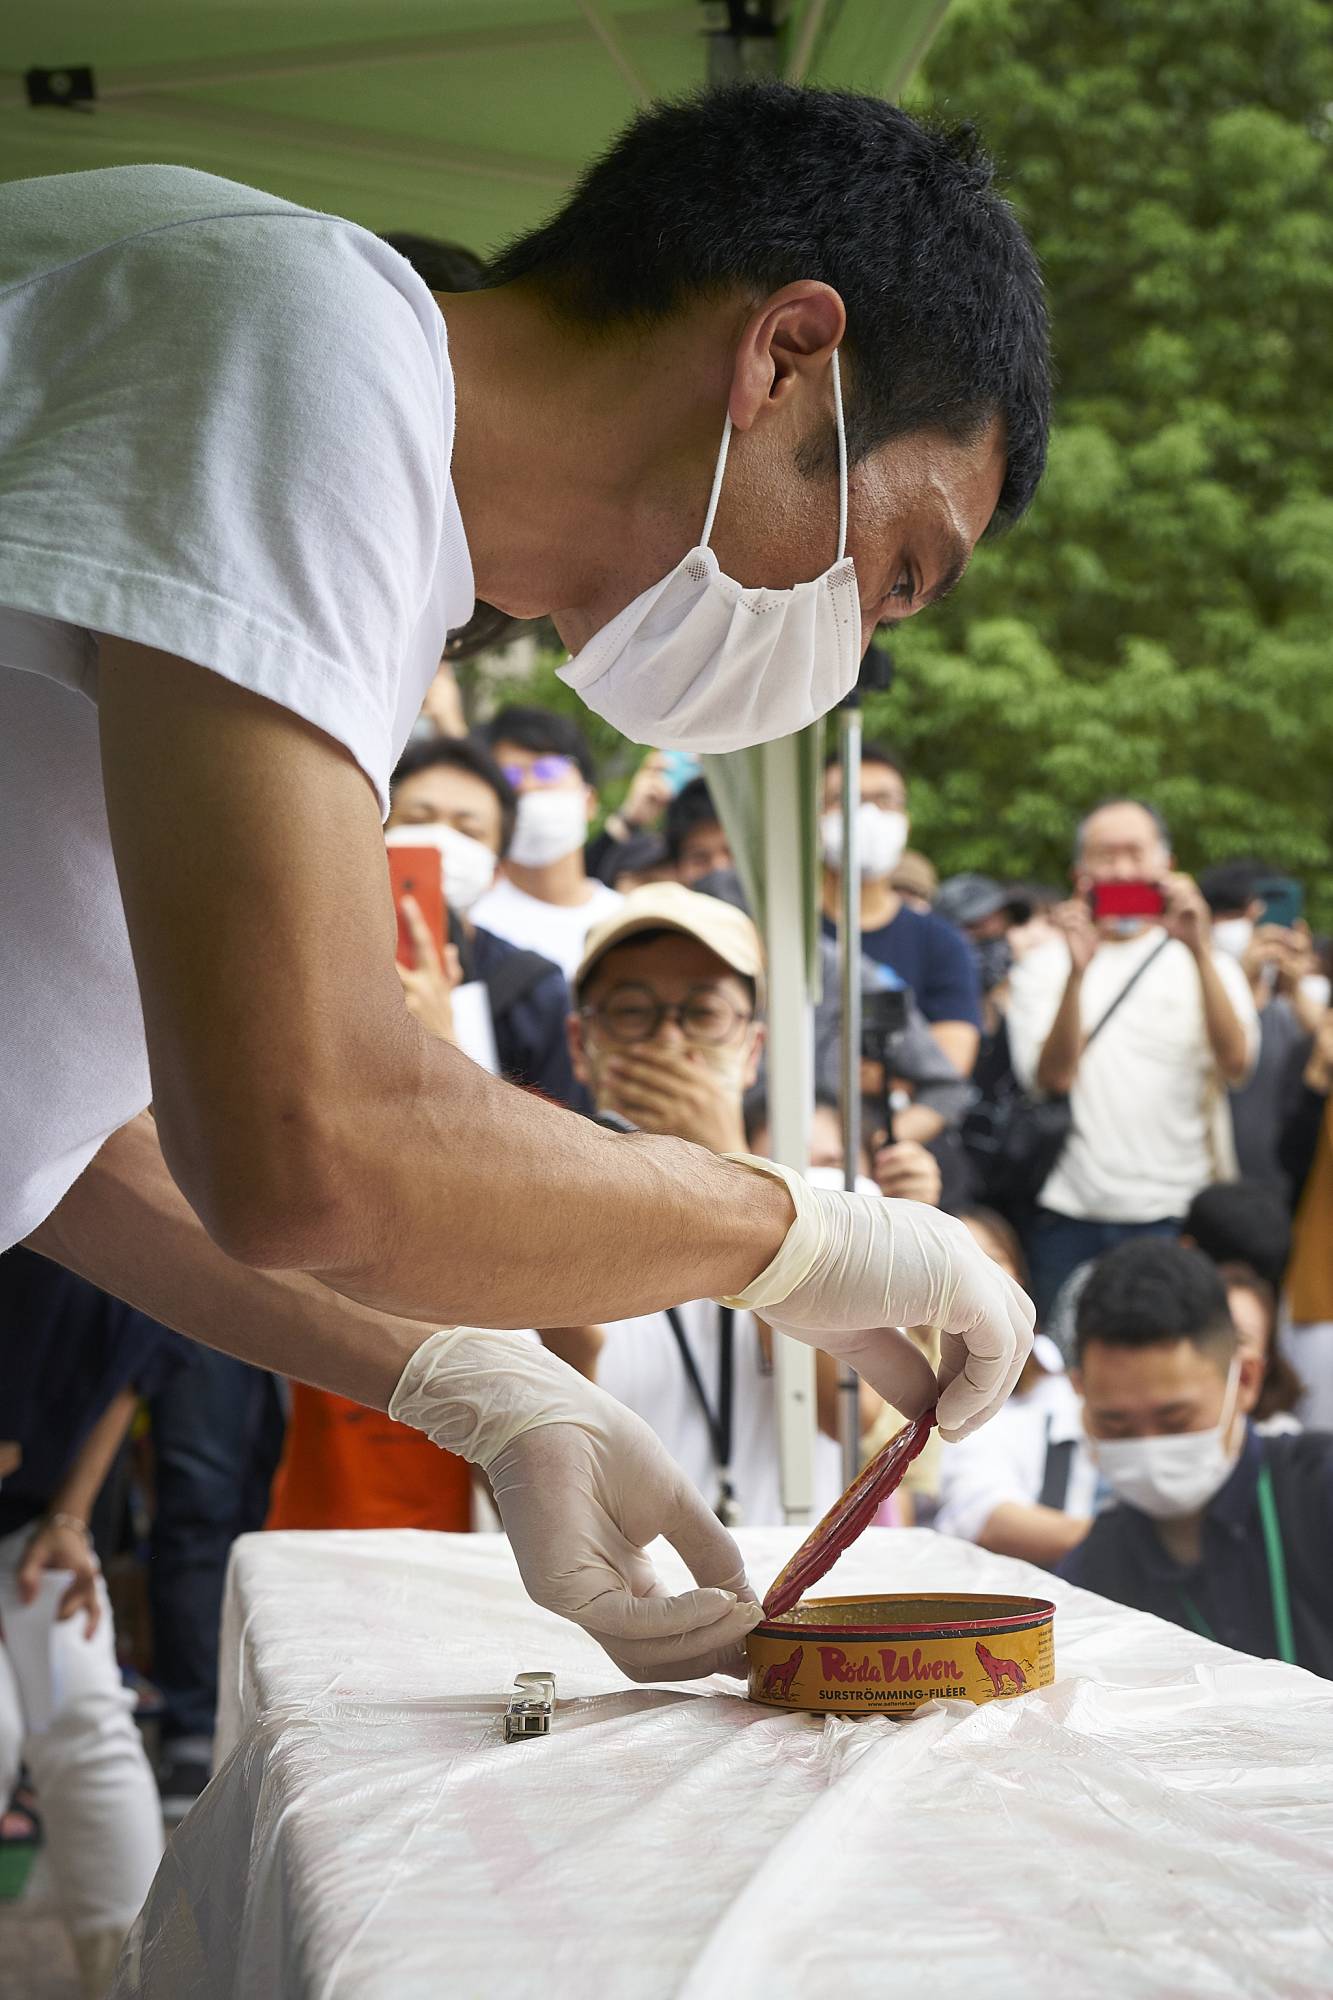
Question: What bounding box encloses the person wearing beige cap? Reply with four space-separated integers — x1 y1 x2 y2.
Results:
555 884 885 1523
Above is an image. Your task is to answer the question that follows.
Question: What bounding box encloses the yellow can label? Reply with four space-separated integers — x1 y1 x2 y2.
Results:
747 1595 1055 1716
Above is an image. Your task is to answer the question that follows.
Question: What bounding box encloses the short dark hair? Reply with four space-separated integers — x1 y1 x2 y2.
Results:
1197 860 1264 918
1075 1241 1235 1366
824 740 907 785
488 82 1050 531
390 736 518 857
1074 798 1171 862
1184 1182 1292 1294
380 232 487 292
477 704 597 786
665 776 722 864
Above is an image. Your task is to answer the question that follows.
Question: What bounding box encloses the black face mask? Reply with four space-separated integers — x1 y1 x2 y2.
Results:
973 935 1013 993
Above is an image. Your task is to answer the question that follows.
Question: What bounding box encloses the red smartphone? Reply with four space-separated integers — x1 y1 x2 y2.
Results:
386 845 446 968
1090 879 1166 922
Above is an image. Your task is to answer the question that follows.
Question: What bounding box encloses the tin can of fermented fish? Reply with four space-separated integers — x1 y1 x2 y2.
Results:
747 1593 1055 1716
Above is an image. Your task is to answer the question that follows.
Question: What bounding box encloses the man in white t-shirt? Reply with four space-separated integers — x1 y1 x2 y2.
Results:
2 85 1049 1679
1007 800 1258 1320
472 705 622 980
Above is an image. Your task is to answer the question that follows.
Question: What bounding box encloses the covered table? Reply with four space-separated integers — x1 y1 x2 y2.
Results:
117 1527 1333 1998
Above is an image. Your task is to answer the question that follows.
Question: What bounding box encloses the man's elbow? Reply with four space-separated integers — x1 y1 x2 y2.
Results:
157 1096 366 1271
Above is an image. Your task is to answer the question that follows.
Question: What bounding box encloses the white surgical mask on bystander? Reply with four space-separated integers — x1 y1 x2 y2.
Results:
1087 1358 1242 1520
385 823 496 916
508 788 589 868
819 803 909 881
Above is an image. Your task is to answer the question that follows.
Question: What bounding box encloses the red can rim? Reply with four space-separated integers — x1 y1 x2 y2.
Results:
753 1593 1055 1642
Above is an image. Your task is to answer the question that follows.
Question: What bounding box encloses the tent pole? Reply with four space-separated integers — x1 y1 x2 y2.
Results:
760 733 817 1528
837 701 863 1490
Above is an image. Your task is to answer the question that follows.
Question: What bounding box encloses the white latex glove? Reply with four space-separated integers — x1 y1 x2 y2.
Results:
389 1329 765 1680
721 1157 1035 1442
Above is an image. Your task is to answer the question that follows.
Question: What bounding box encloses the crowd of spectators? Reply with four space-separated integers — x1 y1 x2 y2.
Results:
5 660 1333 1988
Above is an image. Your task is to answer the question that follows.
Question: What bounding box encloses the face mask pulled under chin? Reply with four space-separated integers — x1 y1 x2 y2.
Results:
820 804 908 881
385 822 496 916
1088 1360 1242 1520
556 350 862 755
508 787 589 868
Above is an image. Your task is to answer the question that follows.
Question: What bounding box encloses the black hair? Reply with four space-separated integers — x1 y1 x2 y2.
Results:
389 736 518 857
824 739 907 784
379 231 487 292
665 776 722 864
1197 860 1264 918
744 1082 843 1149
488 82 1050 530
476 704 597 786
380 230 522 666
1074 1241 1235 1365
1184 1182 1292 1294
1074 798 1171 862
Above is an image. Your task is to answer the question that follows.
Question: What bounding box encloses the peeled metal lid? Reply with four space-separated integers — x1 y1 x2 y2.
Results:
762 1407 937 1620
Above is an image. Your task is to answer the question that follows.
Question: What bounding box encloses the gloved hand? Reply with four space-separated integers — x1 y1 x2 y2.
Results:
389 1329 765 1680
721 1157 1035 1442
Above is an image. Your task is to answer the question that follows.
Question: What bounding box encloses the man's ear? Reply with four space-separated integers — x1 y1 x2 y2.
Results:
728 281 847 431
566 1011 592 1089
1235 1348 1265 1418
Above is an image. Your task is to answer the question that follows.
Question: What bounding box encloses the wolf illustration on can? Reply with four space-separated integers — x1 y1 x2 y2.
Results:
761 1645 804 1698
974 1641 1026 1694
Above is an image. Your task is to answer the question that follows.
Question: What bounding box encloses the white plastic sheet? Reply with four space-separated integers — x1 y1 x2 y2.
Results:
116 1528 1333 1999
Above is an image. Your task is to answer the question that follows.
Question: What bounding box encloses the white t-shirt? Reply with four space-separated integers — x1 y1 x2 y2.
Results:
935 1353 1097 1546
1006 928 1258 1222
596 1300 843 1528
0 166 474 1250
472 876 623 982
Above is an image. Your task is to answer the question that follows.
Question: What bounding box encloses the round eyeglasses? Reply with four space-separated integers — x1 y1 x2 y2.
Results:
582 982 754 1047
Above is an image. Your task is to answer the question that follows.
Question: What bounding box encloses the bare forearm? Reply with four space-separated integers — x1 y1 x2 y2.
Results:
977 1501 1090 1567
26 1114 424 1411
1035 970 1085 1094
49 1387 139 1523
1193 951 1250 1083
306 1032 793 1326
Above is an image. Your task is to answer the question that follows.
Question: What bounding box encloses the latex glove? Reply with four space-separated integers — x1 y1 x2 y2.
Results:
390 1329 764 1680
721 1157 1035 1442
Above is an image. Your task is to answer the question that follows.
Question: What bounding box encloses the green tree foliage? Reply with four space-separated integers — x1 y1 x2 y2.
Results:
872 0 1333 911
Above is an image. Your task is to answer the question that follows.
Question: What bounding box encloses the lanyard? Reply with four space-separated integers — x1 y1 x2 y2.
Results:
1177 1463 1295 1665
663 1305 737 1526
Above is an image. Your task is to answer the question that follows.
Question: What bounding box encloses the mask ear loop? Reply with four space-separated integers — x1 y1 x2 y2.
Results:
832 347 848 563
699 411 732 551
700 346 847 559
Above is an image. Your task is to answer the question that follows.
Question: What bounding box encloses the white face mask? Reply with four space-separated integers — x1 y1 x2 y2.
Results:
819 803 909 881
385 822 496 916
1088 1360 1242 1520
556 351 861 754
1212 917 1254 960
508 787 589 868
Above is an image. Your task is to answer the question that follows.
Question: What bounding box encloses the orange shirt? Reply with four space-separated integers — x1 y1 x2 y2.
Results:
266 1381 471 1532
